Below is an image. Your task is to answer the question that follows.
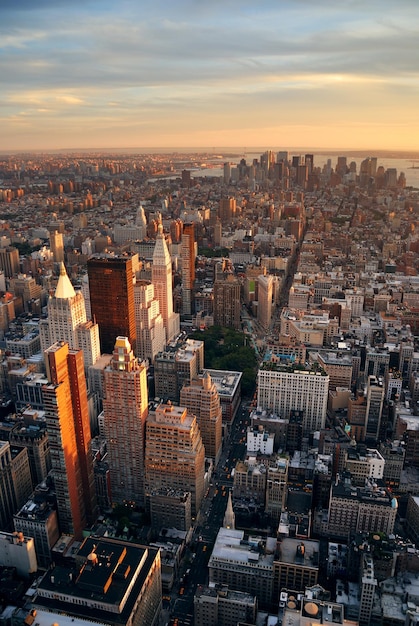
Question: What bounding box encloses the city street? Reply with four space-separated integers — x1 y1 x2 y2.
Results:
167 401 250 625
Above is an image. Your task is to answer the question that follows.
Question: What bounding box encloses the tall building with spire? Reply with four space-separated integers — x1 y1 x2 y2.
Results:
87 254 137 355
43 342 97 538
102 337 148 507
223 490 235 529
180 372 222 464
152 223 180 343
40 263 100 370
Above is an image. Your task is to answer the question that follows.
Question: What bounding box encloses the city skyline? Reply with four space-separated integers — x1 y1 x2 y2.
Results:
1 0 418 152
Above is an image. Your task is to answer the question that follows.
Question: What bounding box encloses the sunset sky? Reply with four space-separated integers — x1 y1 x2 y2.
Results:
1 0 419 152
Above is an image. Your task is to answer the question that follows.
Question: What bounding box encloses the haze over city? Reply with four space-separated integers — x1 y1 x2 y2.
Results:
1 0 419 152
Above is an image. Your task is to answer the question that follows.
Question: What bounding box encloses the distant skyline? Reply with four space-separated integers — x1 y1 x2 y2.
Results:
1 0 418 152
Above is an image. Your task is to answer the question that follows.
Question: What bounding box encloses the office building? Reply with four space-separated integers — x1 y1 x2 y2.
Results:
9 274 43 313
194 585 257 626
152 222 180 343
9 410 51 486
32 536 162 626
149 488 192 531
87 254 137 355
257 362 329 433
233 459 267 505
247 424 275 455
181 222 196 315
40 263 100 371
343 446 385 486
208 527 276 609
265 458 289 520
213 274 241 330
0 246 19 277
359 554 377 626
154 338 204 403
327 473 397 540
365 375 384 441
257 274 274 330
14 493 60 570
49 230 64 263
204 369 242 424
314 350 353 391
43 342 97 538
75 319 101 369
379 440 405 488
0 530 37 577
40 262 87 351
145 403 205 516
272 538 319 603
219 197 236 223
102 337 148 507
180 372 222 464
0 440 33 530
134 280 166 363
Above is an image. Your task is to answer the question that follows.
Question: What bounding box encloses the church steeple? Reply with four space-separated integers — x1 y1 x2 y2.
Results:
223 489 235 530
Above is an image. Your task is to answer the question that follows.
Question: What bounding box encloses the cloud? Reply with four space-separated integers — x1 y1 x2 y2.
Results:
1 0 418 150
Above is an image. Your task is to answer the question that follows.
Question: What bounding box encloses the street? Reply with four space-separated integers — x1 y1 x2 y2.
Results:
167 401 250 625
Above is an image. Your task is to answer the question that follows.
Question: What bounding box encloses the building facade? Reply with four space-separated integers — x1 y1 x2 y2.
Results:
87 254 137 355
102 337 148 507
145 403 205 516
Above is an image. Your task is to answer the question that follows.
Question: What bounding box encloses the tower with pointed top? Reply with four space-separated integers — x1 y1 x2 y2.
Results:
223 490 235 529
40 263 100 370
152 223 180 342
102 337 148 507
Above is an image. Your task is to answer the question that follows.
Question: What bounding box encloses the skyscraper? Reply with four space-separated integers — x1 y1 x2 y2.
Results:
43 342 97 538
257 361 329 433
40 263 87 351
49 230 64 264
134 280 166 363
102 337 148 507
180 372 222 464
87 254 137 354
257 274 274 330
145 402 205 516
365 375 384 441
152 223 180 343
213 274 241 330
181 222 196 316
40 263 100 370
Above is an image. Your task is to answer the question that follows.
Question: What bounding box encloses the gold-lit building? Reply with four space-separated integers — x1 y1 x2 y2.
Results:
145 403 205 516
102 337 148 507
43 342 97 538
180 372 222 464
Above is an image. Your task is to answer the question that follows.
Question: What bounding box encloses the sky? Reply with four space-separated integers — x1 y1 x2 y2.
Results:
1 0 419 152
